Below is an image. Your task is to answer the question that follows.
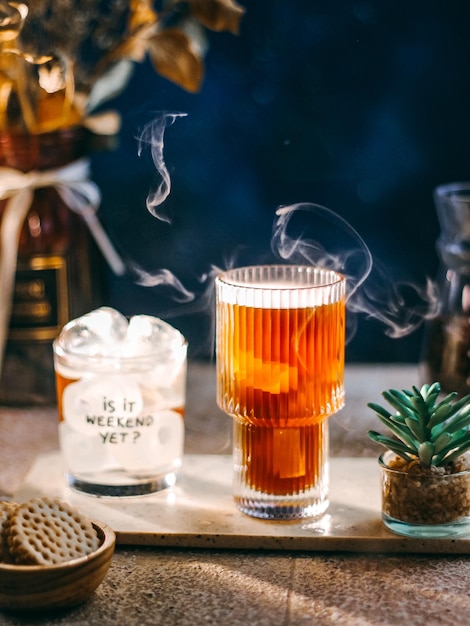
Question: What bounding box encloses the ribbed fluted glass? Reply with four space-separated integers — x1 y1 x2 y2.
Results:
216 265 346 519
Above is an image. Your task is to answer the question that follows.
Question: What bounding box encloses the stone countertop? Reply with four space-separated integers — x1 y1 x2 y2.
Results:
1 363 470 625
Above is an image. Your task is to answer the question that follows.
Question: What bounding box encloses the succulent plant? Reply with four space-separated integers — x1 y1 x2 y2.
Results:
367 382 470 467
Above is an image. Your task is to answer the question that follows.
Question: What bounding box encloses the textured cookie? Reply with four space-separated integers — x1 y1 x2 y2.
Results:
0 501 17 563
7 497 100 565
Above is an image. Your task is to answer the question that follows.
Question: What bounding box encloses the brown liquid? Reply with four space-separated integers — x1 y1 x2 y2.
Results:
55 372 79 421
217 301 345 495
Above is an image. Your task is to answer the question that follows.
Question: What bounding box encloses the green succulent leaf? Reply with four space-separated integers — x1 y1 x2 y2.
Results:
433 431 453 453
404 416 426 441
439 441 470 465
427 392 459 428
431 430 470 462
367 402 393 421
432 411 470 438
446 407 470 430
381 390 414 417
410 394 429 423
428 394 470 429
372 413 418 450
430 400 470 435
367 381 470 467
418 441 434 466
367 431 415 462
367 402 419 448
420 383 441 406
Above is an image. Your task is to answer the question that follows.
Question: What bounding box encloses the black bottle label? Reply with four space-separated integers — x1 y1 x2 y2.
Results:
9 255 69 341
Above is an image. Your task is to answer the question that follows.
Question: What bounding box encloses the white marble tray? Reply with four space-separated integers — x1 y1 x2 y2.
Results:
14 453 470 554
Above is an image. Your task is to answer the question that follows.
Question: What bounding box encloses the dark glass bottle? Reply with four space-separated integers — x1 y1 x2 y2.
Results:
0 128 103 405
421 182 470 396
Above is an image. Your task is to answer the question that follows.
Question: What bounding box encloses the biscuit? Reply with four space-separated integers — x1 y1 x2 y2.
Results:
0 501 17 563
7 497 100 565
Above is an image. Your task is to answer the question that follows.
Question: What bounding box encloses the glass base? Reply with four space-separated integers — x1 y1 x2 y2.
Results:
383 513 470 539
66 470 178 497
235 489 329 520
231 418 330 520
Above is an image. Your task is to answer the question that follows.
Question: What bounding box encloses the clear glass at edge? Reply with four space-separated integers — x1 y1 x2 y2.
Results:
215 265 346 520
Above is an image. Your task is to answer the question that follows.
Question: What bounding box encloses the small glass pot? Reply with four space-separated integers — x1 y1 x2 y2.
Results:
379 451 470 538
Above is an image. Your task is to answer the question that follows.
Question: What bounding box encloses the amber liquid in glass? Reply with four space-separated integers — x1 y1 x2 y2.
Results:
54 371 78 422
218 300 345 496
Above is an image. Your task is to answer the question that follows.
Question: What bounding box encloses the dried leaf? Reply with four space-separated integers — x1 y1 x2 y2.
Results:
128 0 158 35
189 0 245 35
107 20 156 65
0 77 14 129
83 110 121 135
0 0 245 131
36 91 82 132
147 29 203 93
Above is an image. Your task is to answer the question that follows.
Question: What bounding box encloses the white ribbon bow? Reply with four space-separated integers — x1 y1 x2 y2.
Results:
0 158 126 381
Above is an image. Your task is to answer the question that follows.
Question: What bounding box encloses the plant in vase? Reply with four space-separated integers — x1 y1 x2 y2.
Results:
0 0 246 133
367 382 470 537
0 0 245 404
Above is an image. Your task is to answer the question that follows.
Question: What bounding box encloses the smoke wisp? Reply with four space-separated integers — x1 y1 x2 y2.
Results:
271 202 439 341
137 112 187 223
117 113 440 351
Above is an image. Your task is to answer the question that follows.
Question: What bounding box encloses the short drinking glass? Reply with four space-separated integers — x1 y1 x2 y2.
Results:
53 307 187 497
215 265 346 520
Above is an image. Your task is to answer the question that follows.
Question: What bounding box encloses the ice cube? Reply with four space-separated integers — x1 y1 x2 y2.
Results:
80 307 128 349
125 315 185 359
140 359 187 408
59 422 115 473
59 307 129 357
111 409 184 472
57 308 186 363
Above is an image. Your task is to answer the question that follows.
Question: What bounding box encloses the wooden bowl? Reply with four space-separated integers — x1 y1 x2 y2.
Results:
0 520 115 612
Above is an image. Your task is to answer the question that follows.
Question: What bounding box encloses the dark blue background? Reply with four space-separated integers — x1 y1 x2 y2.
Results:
91 1 470 363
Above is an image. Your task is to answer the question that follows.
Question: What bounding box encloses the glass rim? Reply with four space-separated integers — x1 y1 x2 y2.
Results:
378 451 470 478
52 336 188 364
52 312 187 365
434 181 470 198
53 330 188 370
215 264 345 290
